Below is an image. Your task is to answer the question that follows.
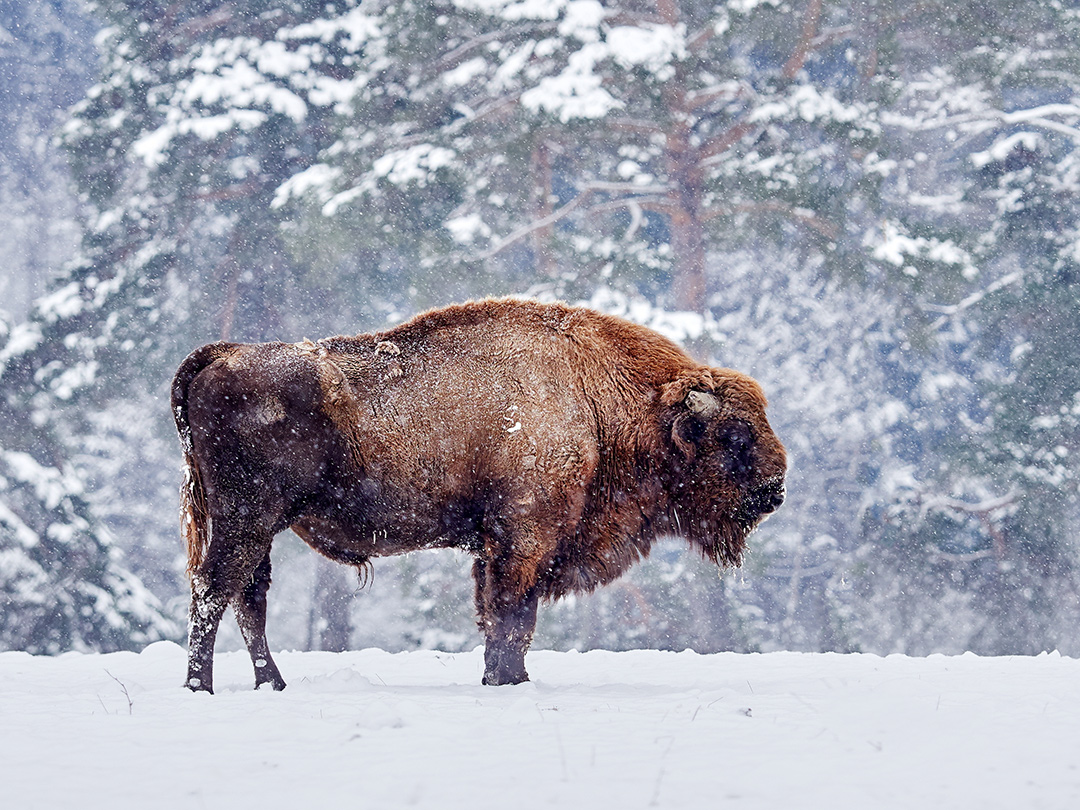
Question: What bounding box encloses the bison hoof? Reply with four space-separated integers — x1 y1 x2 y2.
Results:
482 669 530 686
184 676 213 694
255 677 287 691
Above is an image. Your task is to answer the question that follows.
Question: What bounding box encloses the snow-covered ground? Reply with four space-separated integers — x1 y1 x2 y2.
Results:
3 644 1079 809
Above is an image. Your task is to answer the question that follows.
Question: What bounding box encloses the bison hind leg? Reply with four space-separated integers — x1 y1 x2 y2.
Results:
186 584 227 693
233 550 286 691
186 521 280 694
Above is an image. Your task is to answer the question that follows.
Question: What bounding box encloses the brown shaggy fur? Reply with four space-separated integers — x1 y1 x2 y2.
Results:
172 298 786 691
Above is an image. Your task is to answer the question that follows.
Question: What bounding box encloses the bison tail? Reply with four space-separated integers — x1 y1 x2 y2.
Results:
171 342 235 581
179 455 210 582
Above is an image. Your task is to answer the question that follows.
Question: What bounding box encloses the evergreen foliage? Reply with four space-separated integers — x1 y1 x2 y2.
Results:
1 0 1078 656
0 0 96 315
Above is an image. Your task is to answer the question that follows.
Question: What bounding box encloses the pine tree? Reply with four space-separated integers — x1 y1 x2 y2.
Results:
0 1 375 652
0 0 181 652
842 0 1080 653
0 0 97 317
6 0 1079 657
278 0 888 311
0 307 179 652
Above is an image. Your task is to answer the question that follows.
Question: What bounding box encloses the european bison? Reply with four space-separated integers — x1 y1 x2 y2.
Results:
172 299 786 690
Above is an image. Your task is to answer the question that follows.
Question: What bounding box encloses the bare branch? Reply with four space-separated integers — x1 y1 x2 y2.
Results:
104 669 133 715
684 82 748 111
701 200 839 239
478 191 595 260
782 0 824 79
927 271 1023 330
450 94 520 129
920 490 1018 561
686 25 718 53
478 180 674 260
177 8 234 41
698 119 756 163
925 492 1019 516
581 180 672 196
588 195 678 217
810 25 855 52
929 548 997 564
609 118 666 136
607 11 666 27
433 24 552 73
895 106 1080 142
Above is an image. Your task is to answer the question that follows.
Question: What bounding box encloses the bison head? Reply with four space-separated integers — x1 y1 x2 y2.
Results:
663 372 787 567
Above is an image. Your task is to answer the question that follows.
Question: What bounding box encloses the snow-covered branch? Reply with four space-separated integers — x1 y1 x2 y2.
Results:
927 271 1023 329
477 179 673 259
477 191 595 260
702 200 838 239
698 119 756 163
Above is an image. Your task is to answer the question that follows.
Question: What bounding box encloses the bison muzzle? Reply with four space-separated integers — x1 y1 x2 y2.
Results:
172 299 786 691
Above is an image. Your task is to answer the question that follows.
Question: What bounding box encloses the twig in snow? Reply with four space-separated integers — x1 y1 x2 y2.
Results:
104 669 133 715
648 737 675 807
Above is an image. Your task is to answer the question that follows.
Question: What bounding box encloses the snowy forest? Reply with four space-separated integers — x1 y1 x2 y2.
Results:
1 0 1079 660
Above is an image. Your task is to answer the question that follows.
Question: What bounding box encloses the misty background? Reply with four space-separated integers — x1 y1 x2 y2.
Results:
1 0 1078 658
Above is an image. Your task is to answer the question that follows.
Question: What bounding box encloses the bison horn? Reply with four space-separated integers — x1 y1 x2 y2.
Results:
685 390 720 416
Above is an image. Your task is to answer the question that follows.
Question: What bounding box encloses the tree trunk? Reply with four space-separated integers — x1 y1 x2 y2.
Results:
531 139 556 279
659 29 709 314
664 131 708 313
670 208 707 312
307 556 353 652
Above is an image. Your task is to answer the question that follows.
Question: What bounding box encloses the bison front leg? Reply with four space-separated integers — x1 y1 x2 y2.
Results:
473 558 540 686
232 550 286 691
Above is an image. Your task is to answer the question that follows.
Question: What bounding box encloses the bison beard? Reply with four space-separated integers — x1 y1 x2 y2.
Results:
172 299 787 691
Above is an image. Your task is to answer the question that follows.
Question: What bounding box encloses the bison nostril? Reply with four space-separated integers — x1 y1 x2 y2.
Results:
751 482 785 515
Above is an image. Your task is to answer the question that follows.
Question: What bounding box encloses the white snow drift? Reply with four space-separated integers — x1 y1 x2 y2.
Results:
2 644 1079 808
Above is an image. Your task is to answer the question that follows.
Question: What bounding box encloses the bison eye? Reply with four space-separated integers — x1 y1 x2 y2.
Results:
675 413 707 447
716 420 754 482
